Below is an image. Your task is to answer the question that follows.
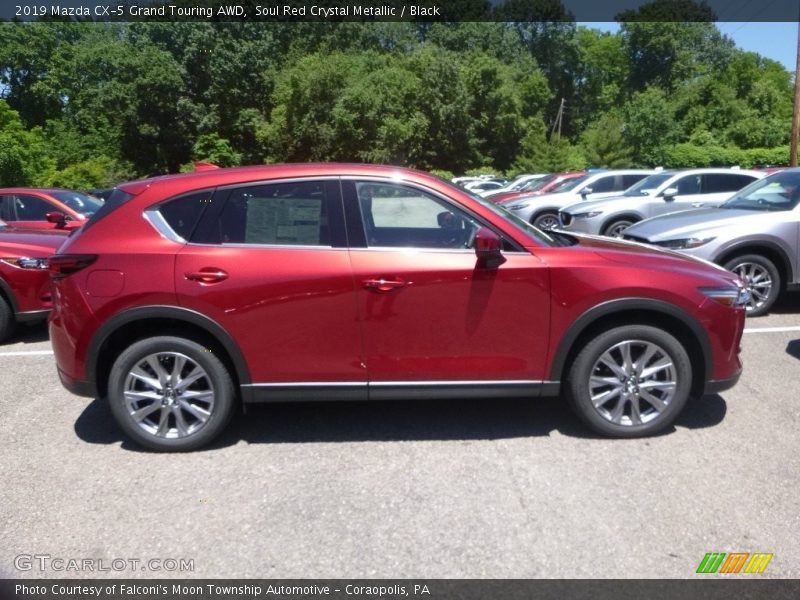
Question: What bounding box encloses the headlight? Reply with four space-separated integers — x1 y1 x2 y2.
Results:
507 202 530 211
699 286 750 307
0 257 49 269
654 237 715 250
571 211 603 219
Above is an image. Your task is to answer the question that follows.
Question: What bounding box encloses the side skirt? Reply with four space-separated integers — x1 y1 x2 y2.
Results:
241 381 561 403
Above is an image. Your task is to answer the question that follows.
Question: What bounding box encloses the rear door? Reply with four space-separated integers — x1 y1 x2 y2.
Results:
174 178 365 396
700 173 759 206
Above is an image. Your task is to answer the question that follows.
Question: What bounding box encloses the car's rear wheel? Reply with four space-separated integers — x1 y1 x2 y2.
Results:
0 295 14 344
723 254 780 317
107 336 235 451
603 218 636 238
533 211 559 230
566 325 692 437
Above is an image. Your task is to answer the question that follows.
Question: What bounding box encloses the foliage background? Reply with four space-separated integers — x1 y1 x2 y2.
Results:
0 2 794 188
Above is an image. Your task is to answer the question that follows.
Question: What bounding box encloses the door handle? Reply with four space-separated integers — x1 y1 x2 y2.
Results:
362 278 406 292
185 268 229 284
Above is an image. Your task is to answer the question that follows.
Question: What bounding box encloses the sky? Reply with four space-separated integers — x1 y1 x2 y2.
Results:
590 22 798 73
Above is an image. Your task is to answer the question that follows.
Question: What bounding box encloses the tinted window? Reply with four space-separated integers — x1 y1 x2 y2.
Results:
158 191 212 241
622 174 648 189
218 181 329 246
588 175 616 193
674 175 702 195
0 196 11 221
624 173 673 196
50 191 103 215
357 182 480 249
703 173 757 193
12 195 53 220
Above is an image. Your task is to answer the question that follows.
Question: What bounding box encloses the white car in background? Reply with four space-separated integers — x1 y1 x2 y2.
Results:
558 168 764 237
481 173 548 197
503 169 657 230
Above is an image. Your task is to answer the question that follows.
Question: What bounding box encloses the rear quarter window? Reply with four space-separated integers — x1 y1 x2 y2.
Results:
158 191 213 241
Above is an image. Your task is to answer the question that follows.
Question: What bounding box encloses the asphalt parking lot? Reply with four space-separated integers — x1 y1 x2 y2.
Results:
1 295 799 580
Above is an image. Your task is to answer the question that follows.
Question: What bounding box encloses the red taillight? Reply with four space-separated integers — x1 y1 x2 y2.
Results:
48 254 97 279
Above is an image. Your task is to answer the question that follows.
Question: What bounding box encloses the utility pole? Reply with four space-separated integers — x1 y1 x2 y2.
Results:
792 20 800 167
550 98 565 142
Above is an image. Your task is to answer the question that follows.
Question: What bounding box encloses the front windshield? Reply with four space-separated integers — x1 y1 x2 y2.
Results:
623 173 673 196
551 175 588 193
50 191 104 216
519 174 556 193
721 170 800 211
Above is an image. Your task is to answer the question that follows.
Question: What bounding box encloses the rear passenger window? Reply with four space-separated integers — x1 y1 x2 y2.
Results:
622 174 647 189
589 176 616 193
703 174 757 193
158 191 212 240
217 181 329 246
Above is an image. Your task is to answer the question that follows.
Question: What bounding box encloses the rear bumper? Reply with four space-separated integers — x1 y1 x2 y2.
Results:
703 369 741 395
57 367 97 398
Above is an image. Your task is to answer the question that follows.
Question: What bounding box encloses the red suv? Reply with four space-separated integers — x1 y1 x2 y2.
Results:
0 219 68 342
49 164 747 451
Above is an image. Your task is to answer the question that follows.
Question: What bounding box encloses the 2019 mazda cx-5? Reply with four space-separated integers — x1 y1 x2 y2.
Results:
49 164 748 451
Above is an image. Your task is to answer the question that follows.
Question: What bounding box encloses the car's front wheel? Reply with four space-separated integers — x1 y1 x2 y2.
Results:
107 336 235 451
723 254 780 317
603 218 636 238
566 325 692 437
533 211 559 230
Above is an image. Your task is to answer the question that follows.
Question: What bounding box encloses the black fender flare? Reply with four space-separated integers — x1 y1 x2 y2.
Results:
548 298 712 383
87 305 251 389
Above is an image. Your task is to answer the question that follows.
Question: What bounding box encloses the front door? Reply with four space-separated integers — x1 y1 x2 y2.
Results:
343 179 551 396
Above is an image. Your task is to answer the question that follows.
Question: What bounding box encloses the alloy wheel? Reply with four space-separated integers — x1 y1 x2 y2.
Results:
123 352 216 439
731 262 772 313
588 339 677 426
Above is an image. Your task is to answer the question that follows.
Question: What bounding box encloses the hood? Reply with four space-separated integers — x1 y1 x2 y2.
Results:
623 207 764 242
569 232 732 278
0 226 69 255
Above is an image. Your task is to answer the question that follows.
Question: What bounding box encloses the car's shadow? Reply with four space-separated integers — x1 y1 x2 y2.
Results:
785 339 800 361
765 288 800 315
74 393 727 452
4 321 49 344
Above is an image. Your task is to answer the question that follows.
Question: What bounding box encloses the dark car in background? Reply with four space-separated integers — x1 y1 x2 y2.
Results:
0 219 68 342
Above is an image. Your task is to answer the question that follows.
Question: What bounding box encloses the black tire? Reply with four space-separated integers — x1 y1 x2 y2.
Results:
722 254 780 317
107 336 235 451
533 211 559 230
566 325 692 438
602 218 636 238
0 295 14 344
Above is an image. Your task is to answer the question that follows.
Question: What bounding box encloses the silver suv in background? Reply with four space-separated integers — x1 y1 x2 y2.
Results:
503 169 656 230
623 169 800 316
558 168 763 237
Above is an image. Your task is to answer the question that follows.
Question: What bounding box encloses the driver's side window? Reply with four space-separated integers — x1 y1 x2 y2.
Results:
356 182 479 249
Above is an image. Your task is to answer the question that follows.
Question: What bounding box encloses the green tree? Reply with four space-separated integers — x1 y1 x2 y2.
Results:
0 99 54 186
581 113 632 167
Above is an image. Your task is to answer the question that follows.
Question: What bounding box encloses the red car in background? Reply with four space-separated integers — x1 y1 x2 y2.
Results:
49 164 747 451
0 188 104 230
489 171 586 204
0 219 68 342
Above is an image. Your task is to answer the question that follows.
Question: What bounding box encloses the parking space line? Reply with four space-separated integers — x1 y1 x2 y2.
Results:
0 350 54 357
743 326 800 334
